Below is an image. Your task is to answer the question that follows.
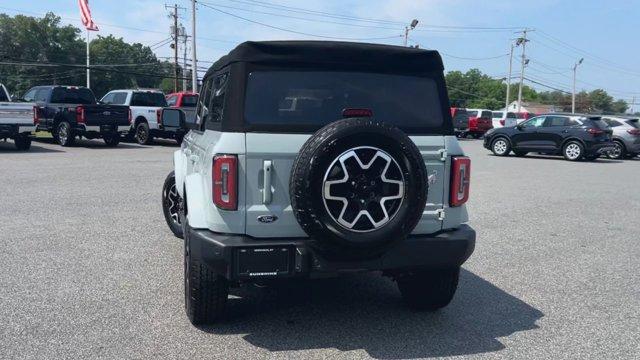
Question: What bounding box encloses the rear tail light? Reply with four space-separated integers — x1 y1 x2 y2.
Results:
342 108 373 118
627 129 640 136
450 156 471 207
499 119 505 126
33 106 40 125
128 108 132 125
75 106 85 124
212 155 238 210
156 109 162 125
587 128 604 135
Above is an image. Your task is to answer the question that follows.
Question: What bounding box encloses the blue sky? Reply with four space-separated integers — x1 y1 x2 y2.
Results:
1 0 639 108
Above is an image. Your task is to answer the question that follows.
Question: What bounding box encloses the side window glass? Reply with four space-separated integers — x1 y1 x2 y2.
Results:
113 93 127 105
166 95 177 107
207 73 229 124
22 88 37 102
523 116 545 128
102 93 114 104
196 78 213 127
35 89 49 102
546 116 568 127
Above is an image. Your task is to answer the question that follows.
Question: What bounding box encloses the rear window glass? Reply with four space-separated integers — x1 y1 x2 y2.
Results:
585 118 609 129
492 112 503 118
625 119 639 128
481 111 492 118
244 71 444 130
181 95 198 107
50 87 96 104
131 92 167 107
467 111 478 117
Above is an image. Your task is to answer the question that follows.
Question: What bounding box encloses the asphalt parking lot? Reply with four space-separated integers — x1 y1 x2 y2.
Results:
1 137 638 360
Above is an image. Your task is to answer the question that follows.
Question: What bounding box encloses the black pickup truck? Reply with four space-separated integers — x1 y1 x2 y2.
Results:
25 86 130 147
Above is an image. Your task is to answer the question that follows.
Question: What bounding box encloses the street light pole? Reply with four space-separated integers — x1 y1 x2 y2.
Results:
572 58 584 114
516 29 530 113
404 19 419 47
191 0 198 92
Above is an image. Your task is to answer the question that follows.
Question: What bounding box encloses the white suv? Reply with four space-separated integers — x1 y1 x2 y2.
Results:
162 41 476 325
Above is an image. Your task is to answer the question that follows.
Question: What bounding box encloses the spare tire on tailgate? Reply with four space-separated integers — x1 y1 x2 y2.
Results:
289 117 428 259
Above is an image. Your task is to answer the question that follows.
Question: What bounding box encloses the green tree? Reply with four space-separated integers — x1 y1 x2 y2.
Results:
0 13 175 98
611 99 628 114
588 89 614 112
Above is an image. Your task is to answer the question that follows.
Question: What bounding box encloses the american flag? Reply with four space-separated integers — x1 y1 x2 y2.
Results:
78 0 99 31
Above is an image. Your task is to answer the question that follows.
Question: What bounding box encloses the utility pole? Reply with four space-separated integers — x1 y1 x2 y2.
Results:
403 19 419 47
191 0 198 92
572 58 584 114
181 25 188 92
516 29 531 113
166 4 180 92
505 42 515 113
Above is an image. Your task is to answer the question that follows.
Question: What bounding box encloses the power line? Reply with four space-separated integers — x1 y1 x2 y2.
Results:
198 3 403 41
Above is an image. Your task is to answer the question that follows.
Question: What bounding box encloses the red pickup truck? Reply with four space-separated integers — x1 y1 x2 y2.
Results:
165 92 199 108
466 108 493 138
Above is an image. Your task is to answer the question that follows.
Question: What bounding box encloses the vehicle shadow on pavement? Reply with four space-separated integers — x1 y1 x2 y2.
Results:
489 153 624 163
0 142 64 153
201 270 543 359
33 137 143 149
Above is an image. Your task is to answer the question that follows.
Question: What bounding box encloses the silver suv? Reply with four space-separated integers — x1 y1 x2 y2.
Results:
161 41 476 325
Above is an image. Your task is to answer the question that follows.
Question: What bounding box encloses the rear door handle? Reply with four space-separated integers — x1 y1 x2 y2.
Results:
262 160 273 204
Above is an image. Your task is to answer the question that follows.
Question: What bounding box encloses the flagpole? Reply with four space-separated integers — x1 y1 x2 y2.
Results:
86 28 90 88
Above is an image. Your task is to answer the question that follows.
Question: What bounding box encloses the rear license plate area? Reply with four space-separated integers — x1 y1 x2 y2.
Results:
236 247 293 278
100 125 114 132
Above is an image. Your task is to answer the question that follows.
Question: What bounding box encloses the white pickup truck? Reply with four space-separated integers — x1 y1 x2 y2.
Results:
0 84 35 150
101 89 173 145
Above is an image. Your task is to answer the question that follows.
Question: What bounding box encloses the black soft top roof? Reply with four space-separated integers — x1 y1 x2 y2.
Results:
206 41 444 77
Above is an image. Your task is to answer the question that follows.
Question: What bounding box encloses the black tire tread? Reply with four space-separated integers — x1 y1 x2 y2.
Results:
162 171 184 238
289 117 427 256
186 259 228 325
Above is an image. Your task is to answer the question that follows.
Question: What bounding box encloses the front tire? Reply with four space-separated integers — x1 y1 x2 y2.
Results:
183 218 228 325
397 267 460 311
491 137 511 156
56 121 75 147
562 141 584 161
14 135 31 150
606 141 625 160
162 171 184 238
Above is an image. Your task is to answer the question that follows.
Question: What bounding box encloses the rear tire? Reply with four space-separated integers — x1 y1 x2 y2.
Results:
56 121 75 147
184 218 228 325
175 133 184 145
491 137 511 156
103 134 120 147
14 135 31 150
562 141 583 161
397 267 460 311
135 122 152 145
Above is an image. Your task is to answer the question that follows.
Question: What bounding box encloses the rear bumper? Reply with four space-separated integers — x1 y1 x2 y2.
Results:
586 141 616 155
188 225 476 282
83 125 130 133
151 128 185 139
0 124 35 137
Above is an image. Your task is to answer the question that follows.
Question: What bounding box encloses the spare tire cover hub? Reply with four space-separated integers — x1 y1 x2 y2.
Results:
323 146 404 232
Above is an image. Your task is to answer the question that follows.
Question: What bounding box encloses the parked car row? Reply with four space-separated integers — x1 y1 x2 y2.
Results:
483 113 639 161
0 83 198 150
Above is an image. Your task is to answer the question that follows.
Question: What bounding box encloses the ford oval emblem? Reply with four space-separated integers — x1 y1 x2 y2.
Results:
102 111 111 116
257 215 278 223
